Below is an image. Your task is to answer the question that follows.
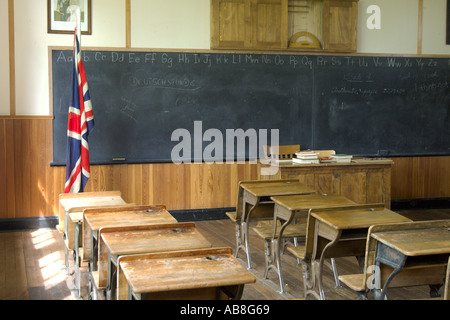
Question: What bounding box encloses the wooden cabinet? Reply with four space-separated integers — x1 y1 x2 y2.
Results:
211 0 288 49
322 0 358 52
211 0 358 52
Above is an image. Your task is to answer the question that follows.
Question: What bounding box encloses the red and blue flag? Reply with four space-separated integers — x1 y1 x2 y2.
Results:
64 30 94 193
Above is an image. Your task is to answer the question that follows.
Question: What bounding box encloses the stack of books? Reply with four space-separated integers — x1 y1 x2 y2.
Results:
293 151 319 164
331 154 353 163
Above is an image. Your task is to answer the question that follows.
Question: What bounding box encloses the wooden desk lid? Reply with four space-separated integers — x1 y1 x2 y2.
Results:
100 223 211 255
271 193 356 211
371 220 450 256
84 205 177 230
118 247 255 294
241 180 315 196
310 204 412 229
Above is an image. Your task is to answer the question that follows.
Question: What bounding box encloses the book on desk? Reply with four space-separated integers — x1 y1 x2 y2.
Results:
292 151 353 164
293 151 320 164
330 154 353 163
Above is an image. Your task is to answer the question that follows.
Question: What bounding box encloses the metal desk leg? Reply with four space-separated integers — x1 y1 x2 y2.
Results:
330 258 341 288
74 221 81 298
63 211 71 275
242 199 260 270
233 222 242 258
106 252 118 300
90 230 99 272
373 241 407 300
317 231 342 300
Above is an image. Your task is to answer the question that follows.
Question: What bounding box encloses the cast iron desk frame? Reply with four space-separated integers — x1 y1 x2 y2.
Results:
237 180 315 269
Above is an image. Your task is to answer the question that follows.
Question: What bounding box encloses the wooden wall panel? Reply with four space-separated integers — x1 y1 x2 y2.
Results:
0 120 8 217
0 119 16 218
389 156 450 200
0 118 448 220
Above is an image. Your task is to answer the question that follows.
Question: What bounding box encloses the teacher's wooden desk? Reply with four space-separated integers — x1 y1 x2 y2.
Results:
269 193 356 293
370 220 450 300
260 158 393 208
289 205 411 299
238 180 315 269
98 222 212 300
117 247 256 300
82 205 177 270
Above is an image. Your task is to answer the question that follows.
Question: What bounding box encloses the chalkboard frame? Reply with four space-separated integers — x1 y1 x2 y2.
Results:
49 47 450 166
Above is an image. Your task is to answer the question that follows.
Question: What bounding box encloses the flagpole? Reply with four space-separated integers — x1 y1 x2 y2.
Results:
68 5 81 44
75 6 81 45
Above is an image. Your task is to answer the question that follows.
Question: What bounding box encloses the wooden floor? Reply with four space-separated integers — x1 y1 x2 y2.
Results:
0 208 449 300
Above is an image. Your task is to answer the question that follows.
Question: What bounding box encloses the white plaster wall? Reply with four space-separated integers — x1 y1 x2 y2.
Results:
0 0 10 115
1 0 449 116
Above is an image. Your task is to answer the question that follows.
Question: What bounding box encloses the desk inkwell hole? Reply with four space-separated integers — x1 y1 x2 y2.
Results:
146 210 154 213
172 228 182 233
206 256 218 261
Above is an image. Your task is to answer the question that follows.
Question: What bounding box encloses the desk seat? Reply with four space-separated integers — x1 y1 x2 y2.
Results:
337 274 365 292
252 224 306 240
339 259 448 297
225 211 237 223
286 246 306 261
89 270 106 300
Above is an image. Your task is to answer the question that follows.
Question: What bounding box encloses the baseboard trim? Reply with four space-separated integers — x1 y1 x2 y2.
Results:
391 198 450 210
0 216 59 232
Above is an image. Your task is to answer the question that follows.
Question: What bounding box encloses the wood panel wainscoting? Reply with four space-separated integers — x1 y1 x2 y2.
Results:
0 118 449 221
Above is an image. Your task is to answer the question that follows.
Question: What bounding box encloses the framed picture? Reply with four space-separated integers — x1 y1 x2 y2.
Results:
47 0 92 35
447 0 450 44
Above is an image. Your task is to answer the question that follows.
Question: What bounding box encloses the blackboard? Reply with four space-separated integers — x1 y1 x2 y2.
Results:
51 49 450 165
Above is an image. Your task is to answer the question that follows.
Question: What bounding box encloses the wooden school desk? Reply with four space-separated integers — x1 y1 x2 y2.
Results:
290 205 411 300
370 220 450 300
269 193 356 293
60 191 127 269
117 247 256 300
260 158 393 208
97 223 212 299
58 191 127 295
66 204 135 297
237 180 315 269
58 191 126 234
82 205 177 270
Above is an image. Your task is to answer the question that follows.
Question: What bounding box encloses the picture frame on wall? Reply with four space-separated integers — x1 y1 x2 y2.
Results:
447 0 450 44
47 0 92 35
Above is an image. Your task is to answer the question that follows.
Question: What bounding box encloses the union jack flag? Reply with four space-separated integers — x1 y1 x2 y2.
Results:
64 30 94 193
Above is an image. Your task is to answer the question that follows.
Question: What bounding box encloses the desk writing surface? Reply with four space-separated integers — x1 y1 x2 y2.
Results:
60 196 126 212
269 159 393 168
68 211 83 223
240 180 315 197
311 206 411 230
101 223 211 256
85 207 177 231
372 228 450 256
119 248 255 294
271 193 356 212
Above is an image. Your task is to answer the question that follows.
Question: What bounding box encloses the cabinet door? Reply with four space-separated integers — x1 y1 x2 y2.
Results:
251 0 288 49
211 0 251 49
322 0 358 52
